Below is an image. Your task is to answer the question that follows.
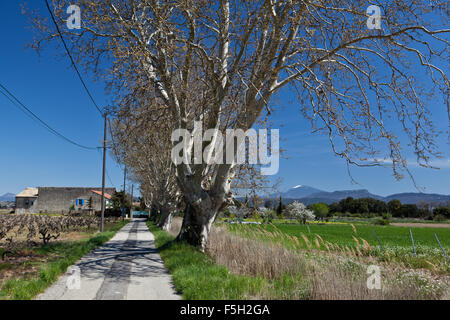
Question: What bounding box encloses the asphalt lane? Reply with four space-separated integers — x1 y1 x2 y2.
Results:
37 219 180 300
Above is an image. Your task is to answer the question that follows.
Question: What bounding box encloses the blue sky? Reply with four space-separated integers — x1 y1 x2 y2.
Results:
0 2 449 197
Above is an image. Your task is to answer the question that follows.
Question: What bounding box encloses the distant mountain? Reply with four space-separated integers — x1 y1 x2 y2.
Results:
270 185 324 199
0 193 15 202
308 189 384 203
384 193 450 205
266 185 450 206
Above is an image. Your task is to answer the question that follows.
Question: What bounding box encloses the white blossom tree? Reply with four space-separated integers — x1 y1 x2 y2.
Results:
286 201 315 224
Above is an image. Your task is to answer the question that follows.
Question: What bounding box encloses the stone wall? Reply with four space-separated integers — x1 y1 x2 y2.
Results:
34 187 116 214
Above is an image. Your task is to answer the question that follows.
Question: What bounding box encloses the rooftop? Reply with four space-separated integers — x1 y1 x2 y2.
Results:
16 187 38 198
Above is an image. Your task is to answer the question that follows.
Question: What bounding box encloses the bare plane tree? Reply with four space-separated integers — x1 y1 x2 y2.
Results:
110 98 180 231
28 0 449 249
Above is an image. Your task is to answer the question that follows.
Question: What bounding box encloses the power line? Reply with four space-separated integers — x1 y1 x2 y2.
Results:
44 0 103 116
45 0 125 202
0 82 99 151
45 0 122 160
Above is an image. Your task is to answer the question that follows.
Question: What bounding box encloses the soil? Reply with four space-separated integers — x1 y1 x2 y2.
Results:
391 223 450 228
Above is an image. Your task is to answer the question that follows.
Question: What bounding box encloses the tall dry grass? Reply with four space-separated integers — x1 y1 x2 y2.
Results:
165 218 447 299
207 226 305 279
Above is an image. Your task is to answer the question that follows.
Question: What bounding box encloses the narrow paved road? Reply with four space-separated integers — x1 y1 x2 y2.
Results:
37 219 180 300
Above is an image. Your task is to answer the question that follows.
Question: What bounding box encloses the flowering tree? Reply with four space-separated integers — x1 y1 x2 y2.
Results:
286 201 315 224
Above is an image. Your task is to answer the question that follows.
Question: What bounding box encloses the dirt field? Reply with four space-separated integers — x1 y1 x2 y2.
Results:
391 222 450 228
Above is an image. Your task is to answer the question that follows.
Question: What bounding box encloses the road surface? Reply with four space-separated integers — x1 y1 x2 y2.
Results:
37 218 180 300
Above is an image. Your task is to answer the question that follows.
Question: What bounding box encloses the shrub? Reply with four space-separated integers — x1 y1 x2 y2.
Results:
373 218 389 226
311 202 329 221
433 214 447 222
382 213 392 220
262 210 275 224
433 207 450 219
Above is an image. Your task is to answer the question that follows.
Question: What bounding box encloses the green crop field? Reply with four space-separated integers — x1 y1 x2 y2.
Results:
228 222 450 249
227 221 450 273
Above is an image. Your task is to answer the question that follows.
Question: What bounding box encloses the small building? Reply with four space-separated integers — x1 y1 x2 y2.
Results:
15 187 39 214
15 187 116 214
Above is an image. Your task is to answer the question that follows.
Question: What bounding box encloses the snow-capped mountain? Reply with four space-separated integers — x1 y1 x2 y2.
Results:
271 185 324 199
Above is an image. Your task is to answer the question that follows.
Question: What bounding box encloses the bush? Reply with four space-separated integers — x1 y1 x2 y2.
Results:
373 218 389 226
311 202 329 221
433 207 450 219
433 214 447 222
382 213 392 220
262 211 275 224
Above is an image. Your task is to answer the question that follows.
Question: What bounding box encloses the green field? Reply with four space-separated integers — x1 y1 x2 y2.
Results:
229 222 450 248
227 221 450 273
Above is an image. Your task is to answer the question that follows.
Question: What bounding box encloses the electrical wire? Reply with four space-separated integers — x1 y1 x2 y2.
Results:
45 1 124 158
44 0 103 116
0 82 99 150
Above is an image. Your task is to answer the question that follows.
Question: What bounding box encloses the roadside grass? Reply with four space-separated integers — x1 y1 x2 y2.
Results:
150 220 448 299
0 220 128 300
226 222 450 274
147 222 309 299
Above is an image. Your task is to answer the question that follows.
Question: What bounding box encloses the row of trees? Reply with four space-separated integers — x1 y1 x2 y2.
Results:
259 196 450 220
228 200 315 224
327 197 450 219
29 1 449 249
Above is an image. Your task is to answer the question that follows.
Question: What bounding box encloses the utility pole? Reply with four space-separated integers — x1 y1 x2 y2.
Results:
122 166 127 220
130 184 134 216
100 112 107 232
123 166 127 193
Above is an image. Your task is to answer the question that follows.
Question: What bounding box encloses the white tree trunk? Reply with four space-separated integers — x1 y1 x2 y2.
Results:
157 206 173 232
176 193 223 251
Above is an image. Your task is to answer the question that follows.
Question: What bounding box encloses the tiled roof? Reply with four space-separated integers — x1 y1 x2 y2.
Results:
16 187 38 197
91 190 113 199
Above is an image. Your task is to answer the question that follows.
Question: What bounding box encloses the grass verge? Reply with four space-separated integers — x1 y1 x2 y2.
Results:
227 222 450 274
151 219 449 299
0 220 129 300
147 222 309 299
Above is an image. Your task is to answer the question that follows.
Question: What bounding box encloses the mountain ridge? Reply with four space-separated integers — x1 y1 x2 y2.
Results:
268 185 450 205
0 193 15 202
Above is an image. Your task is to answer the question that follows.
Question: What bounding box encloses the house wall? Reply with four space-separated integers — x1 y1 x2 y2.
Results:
72 191 112 211
15 197 38 214
34 187 116 214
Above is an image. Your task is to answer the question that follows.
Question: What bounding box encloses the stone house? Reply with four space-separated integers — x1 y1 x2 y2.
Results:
15 187 116 214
